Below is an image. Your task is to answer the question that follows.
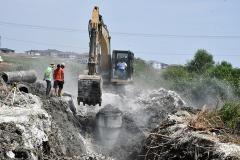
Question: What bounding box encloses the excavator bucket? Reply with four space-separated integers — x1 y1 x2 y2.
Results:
77 75 102 106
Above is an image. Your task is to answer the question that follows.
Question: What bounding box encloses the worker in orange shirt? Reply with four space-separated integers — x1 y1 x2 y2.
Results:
53 64 64 97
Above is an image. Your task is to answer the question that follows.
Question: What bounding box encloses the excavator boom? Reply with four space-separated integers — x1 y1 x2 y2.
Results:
88 6 111 76
77 6 111 106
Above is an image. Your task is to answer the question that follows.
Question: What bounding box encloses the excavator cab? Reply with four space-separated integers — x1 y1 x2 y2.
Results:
111 50 134 84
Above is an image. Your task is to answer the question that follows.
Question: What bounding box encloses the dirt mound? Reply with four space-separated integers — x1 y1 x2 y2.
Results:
0 89 53 159
134 88 187 131
41 97 86 157
0 81 89 159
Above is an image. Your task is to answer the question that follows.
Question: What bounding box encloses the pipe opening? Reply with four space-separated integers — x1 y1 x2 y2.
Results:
18 86 29 93
2 74 8 83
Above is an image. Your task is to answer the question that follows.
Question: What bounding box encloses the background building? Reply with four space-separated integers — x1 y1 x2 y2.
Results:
0 48 15 54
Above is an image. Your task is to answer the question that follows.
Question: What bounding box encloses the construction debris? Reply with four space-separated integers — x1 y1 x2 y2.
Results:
134 88 187 131
138 109 240 160
0 91 52 159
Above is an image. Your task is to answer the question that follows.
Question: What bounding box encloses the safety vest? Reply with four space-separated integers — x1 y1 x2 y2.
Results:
44 66 53 81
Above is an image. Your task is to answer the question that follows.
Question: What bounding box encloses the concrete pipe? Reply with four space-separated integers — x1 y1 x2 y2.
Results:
96 104 123 146
1 70 37 83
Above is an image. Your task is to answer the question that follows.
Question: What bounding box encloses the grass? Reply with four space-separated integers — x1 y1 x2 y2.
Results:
188 107 225 131
219 102 240 132
187 102 240 134
0 55 33 71
188 107 240 144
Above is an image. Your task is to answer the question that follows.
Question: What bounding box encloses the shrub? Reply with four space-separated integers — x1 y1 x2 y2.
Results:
219 102 240 132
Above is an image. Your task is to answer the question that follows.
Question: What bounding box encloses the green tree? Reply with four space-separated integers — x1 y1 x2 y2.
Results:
187 49 214 74
211 61 233 80
162 65 191 81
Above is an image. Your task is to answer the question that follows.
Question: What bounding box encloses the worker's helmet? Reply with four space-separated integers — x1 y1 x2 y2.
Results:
61 63 65 68
50 63 55 68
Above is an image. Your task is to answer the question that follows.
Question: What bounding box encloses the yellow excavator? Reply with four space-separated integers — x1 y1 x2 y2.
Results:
77 6 134 106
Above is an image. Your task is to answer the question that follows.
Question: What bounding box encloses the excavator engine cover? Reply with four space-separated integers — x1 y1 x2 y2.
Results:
77 75 102 106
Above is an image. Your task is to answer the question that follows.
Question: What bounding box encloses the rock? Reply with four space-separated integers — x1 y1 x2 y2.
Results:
6 151 15 158
62 92 77 114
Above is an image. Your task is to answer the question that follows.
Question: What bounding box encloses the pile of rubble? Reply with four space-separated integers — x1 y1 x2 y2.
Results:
0 89 52 159
138 110 240 160
133 88 240 160
90 88 240 160
134 88 187 131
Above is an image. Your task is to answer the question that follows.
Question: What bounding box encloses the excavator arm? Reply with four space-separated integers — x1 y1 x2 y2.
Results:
88 6 111 76
77 6 111 106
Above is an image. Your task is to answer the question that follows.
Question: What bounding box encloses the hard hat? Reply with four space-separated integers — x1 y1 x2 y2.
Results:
50 63 55 68
61 63 65 66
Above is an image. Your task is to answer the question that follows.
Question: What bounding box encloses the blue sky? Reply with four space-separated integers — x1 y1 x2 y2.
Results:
0 0 240 66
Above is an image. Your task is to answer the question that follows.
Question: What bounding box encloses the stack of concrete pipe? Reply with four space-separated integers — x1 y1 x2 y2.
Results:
1 70 37 93
1 70 37 84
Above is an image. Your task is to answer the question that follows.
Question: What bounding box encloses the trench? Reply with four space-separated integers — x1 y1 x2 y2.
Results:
1 74 8 83
68 87 165 160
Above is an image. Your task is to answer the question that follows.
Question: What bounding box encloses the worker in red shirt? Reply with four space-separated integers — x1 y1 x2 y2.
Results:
53 64 64 96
